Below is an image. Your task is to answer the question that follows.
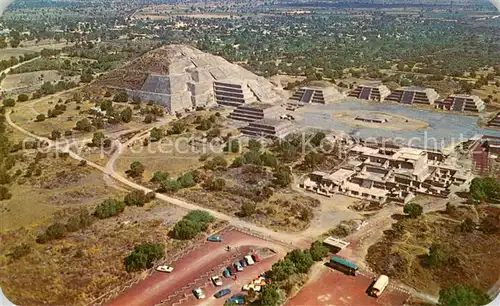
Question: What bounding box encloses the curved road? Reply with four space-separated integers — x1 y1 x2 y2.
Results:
5 110 308 247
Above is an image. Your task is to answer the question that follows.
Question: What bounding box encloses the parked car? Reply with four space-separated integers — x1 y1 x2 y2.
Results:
214 288 231 298
156 265 174 273
211 275 223 286
228 294 246 304
252 253 261 262
207 236 222 242
245 255 255 265
239 259 248 267
234 261 243 272
228 265 237 274
193 287 205 299
223 269 231 278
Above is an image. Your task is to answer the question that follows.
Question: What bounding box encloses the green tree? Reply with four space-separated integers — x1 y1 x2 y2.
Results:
258 285 281 306
178 173 196 188
172 219 202 240
286 249 314 273
403 202 423 218
35 114 46 122
94 198 126 219
113 92 128 102
310 132 326 147
3 99 15 107
273 166 292 187
231 156 245 168
470 177 500 202
243 150 262 165
17 94 29 102
309 240 329 261
439 285 490 306
261 152 278 168
268 258 297 281
304 152 324 170
150 127 164 142
91 132 105 147
124 190 154 206
159 179 182 193
75 118 92 132
424 243 449 267
50 130 61 140
121 107 133 123
151 171 169 183
124 243 165 272
0 186 12 200
128 161 145 178
239 202 257 217
223 139 240 153
248 139 262 152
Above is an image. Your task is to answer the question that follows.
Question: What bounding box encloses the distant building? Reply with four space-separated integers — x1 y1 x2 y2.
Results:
436 94 485 112
385 86 439 105
348 84 390 101
488 112 500 128
289 86 342 104
302 145 472 203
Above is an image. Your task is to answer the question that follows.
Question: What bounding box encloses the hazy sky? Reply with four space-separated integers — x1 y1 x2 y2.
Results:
0 0 498 17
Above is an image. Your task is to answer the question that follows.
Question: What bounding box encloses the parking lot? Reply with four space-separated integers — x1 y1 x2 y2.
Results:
107 228 287 306
287 267 409 306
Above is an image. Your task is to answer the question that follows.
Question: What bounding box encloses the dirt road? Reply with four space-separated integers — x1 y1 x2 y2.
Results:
6 110 308 247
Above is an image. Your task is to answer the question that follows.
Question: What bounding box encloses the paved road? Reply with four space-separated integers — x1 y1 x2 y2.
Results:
6 110 309 247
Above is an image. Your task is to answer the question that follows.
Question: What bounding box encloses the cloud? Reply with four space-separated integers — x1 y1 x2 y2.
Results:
0 0 13 16
490 0 500 12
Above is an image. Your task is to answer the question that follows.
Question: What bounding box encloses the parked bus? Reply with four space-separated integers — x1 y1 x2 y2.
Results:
370 275 389 297
329 256 358 276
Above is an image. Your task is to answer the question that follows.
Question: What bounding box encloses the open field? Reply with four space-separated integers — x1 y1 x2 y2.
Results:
2 70 61 92
0 201 187 306
108 228 288 306
366 206 500 296
287 267 409 306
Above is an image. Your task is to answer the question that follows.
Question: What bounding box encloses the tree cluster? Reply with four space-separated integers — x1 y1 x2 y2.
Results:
124 243 165 272
171 210 215 240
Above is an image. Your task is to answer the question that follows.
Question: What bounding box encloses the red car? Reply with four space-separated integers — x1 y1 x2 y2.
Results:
252 253 261 262
227 265 237 274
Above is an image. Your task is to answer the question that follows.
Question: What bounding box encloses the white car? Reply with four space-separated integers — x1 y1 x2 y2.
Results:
211 275 223 286
156 265 174 273
193 287 205 299
244 255 255 265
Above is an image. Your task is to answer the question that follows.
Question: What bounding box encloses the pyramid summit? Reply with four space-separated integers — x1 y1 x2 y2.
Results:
95 44 284 113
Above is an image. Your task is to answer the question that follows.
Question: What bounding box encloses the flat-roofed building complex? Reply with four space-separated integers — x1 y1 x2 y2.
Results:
239 118 295 138
385 86 439 105
302 144 472 203
228 103 280 122
436 94 485 112
348 84 391 101
289 86 342 104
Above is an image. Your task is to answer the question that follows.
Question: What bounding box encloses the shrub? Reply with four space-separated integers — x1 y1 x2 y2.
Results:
223 139 240 153
17 94 29 102
178 173 196 188
309 240 329 261
239 202 257 217
159 179 182 193
403 202 423 218
439 285 490 306
204 177 226 191
273 166 292 187
151 171 169 183
231 156 245 168
124 190 154 206
150 127 164 142
124 243 165 272
3 98 15 107
286 249 314 273
0 186 12 200
248 139 262 152
121 107 133 123
7 243 31 260
35 114 46 122
113 92 128 102
128 161 145 178
94 198 125 219
470 177 500 202
171 210 215 240
75 118 92 132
